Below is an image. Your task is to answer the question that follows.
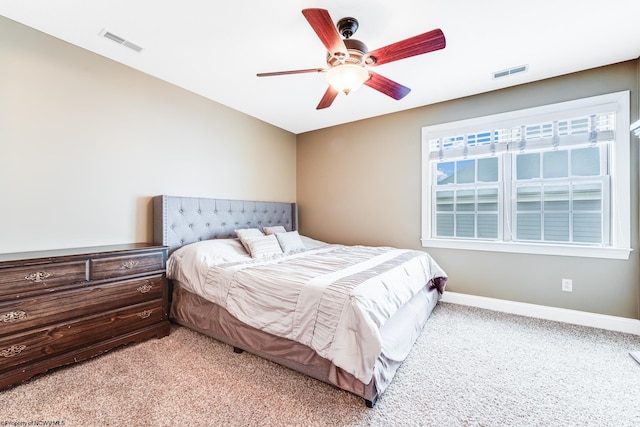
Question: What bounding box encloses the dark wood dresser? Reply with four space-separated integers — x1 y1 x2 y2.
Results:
0 243 170 389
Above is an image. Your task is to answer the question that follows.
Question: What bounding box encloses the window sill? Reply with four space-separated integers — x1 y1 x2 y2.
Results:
421 238 632 260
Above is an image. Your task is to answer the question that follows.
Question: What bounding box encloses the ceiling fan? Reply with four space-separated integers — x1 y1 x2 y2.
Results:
257 8 446 110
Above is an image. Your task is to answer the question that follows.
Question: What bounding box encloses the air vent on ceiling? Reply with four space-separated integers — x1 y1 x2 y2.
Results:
100 29 143 52
492 64 528 80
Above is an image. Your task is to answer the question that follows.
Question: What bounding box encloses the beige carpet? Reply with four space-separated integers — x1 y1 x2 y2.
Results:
1 302 639 426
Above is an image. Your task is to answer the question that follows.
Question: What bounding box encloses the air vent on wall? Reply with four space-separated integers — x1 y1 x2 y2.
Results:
99 29 143 52
492 64 528 79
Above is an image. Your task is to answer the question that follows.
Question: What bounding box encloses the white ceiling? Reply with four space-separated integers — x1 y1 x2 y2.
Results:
2 0 639 134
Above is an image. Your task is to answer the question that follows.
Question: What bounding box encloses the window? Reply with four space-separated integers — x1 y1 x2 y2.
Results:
421 91 631 259
434 157 501 240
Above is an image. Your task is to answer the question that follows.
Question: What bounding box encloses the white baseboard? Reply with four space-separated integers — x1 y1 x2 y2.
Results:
440 291 640 336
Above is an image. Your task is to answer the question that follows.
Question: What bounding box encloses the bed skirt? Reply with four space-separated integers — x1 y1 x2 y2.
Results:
170 282 440 406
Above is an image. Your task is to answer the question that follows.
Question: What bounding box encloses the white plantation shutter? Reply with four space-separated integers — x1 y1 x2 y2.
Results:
429 112 615 161
511 144 609 244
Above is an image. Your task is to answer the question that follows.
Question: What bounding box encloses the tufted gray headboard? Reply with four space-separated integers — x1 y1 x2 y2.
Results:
153 195 298 254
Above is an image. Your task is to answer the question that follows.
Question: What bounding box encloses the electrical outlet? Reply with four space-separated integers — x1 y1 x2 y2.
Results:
562 278 573 292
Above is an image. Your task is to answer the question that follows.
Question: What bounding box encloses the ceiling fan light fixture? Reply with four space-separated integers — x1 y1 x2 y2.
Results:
326 64 369 95
258 9 446 109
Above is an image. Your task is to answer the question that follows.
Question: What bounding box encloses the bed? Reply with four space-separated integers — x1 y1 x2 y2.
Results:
153 195 447 407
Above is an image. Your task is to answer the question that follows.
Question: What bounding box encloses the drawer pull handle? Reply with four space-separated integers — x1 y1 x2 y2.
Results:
121 260 139 269
137 310 153 319
137 284 153 294
1 344 26 358
1 310 27 323
25 271 51 283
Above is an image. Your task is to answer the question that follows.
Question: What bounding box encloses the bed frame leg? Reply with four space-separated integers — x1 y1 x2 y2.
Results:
365 394 378 408
233 347 244 354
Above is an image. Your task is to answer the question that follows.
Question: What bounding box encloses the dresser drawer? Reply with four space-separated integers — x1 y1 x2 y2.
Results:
0 300 163 373
90 252 164 280
0 275 165 337
0 261 88 298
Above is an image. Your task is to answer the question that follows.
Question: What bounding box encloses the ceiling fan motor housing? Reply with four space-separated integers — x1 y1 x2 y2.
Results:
326 38 368 67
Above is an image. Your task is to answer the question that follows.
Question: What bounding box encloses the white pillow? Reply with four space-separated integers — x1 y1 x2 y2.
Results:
235 228 264 239
262 225 287 235
166 238 251 291
235 228 264 251
168 238 250 267
275 231 306 253
243 234 283 258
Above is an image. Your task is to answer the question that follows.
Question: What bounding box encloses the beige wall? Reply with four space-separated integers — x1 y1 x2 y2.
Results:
3 16 638 320
297 61 640 319
0 16 296 253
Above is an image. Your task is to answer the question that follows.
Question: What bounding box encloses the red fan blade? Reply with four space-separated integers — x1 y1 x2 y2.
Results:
257 68 325 77
302 8 348 57
365 28 445 67
316 85 339 109
364 71 411 100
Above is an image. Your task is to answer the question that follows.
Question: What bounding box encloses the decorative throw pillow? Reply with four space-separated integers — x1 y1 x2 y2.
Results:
275 231 306 253
262 225 287 235
235 228 264 252
244 234 283 258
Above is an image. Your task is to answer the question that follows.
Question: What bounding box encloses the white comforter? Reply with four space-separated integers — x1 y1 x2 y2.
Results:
168 240 446 383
